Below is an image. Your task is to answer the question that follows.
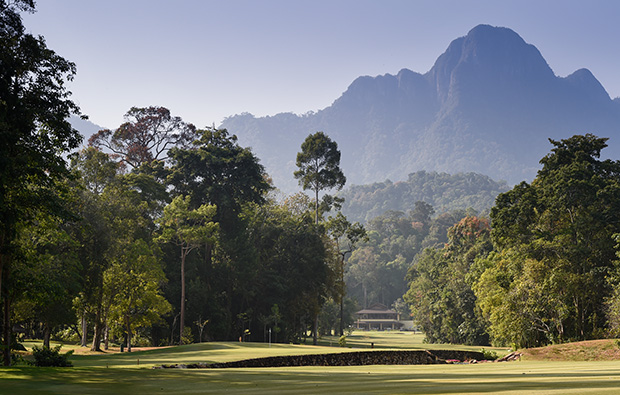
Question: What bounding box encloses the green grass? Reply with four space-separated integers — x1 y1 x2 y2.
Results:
320 330 510 356
4 359 620 394
3 332 620 394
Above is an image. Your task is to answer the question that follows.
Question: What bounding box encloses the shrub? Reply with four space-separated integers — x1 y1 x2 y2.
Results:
181 327 194 344
30 345 73 367
338 335 347 347
480 348 498 361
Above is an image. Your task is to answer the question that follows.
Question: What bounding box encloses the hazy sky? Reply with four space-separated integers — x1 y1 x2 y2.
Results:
23 0 620 129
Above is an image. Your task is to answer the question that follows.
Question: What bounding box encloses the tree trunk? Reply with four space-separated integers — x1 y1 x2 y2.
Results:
104 324 109 350
169 313 178 346
180 248 186 345
1 251 10 366
339 296 344 337
339 255 345 337
103 327 109 351
313 313 318 345
91 323 102 351
2 295 10 366
0 231 8 305
91 305 103 351
126 315 132 353
315 189 319 225
80 313 88 347
43 323 51 349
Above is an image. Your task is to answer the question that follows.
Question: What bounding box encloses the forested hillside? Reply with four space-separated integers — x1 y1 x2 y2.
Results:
339 171 508 223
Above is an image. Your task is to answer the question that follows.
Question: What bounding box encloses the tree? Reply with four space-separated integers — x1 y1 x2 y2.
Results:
243 197 329 343
0 0 82 365
104 239 171 352
169 128 271 223
69 148 120 352
156 196 217 345
294 132 346 224
477 134 620 346
294 132 345 344
10 212 80 349
326 212 367 336
168 127 270 340
89 106 196 169
405 216 492 345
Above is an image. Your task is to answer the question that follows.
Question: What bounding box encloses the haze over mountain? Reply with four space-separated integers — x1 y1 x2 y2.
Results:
221 24 620 194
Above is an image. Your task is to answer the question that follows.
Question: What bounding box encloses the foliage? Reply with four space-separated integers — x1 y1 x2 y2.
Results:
156 195 217 345
89 106 196 169
604 234 620 337
477 134 620 348
345 206 469 310
0 0 82 365
243 197 329 343
168 127 271 222
339 171 508 223
294 131 346 224
404 216 492 345
325 212 367 335
480 348 498 360
104 239 172 351
30 345 73 367
10 213 80 349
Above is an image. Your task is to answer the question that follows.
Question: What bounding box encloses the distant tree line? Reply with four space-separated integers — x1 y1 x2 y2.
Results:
339 171 509 223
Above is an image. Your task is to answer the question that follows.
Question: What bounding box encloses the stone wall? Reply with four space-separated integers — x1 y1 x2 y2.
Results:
156 350 486 369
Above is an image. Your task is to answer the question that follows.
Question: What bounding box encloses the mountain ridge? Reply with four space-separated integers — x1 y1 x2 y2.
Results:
223 25 620 193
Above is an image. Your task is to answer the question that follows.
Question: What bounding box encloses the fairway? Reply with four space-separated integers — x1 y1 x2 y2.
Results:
3 332 620 394
3 360 620 394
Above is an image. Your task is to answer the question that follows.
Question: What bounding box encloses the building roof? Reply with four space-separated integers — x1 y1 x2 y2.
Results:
355 303 397 315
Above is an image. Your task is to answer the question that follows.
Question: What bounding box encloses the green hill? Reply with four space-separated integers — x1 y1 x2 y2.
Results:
339 171 509 223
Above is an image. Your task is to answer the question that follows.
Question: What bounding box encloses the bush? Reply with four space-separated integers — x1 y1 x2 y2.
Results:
30 345 73 367
53 327 81 343
338 335 347 347
181 327 194 344
480 348 498 361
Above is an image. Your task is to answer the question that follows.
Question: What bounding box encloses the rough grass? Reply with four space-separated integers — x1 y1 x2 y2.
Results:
3 332 620 394
522 339 620 361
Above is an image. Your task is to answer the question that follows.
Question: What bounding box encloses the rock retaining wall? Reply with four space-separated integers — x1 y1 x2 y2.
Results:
156 350 485 369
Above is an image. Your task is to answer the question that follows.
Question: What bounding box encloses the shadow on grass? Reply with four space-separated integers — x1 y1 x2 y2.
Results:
3 365 620 394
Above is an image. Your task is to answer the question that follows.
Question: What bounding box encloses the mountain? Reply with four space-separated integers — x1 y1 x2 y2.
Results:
69 115 104 145
226 24 620 194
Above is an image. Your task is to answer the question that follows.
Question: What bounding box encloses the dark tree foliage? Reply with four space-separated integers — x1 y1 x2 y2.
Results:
244 200 329 343
89 106 197 169
0 0 82 365
168 128 271 223
167 128 271 339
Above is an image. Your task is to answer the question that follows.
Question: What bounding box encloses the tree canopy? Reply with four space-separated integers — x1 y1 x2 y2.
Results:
0 0 82 365
294 132 346 224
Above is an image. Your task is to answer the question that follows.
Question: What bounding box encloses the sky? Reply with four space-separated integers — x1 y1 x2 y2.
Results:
22 0 620 130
